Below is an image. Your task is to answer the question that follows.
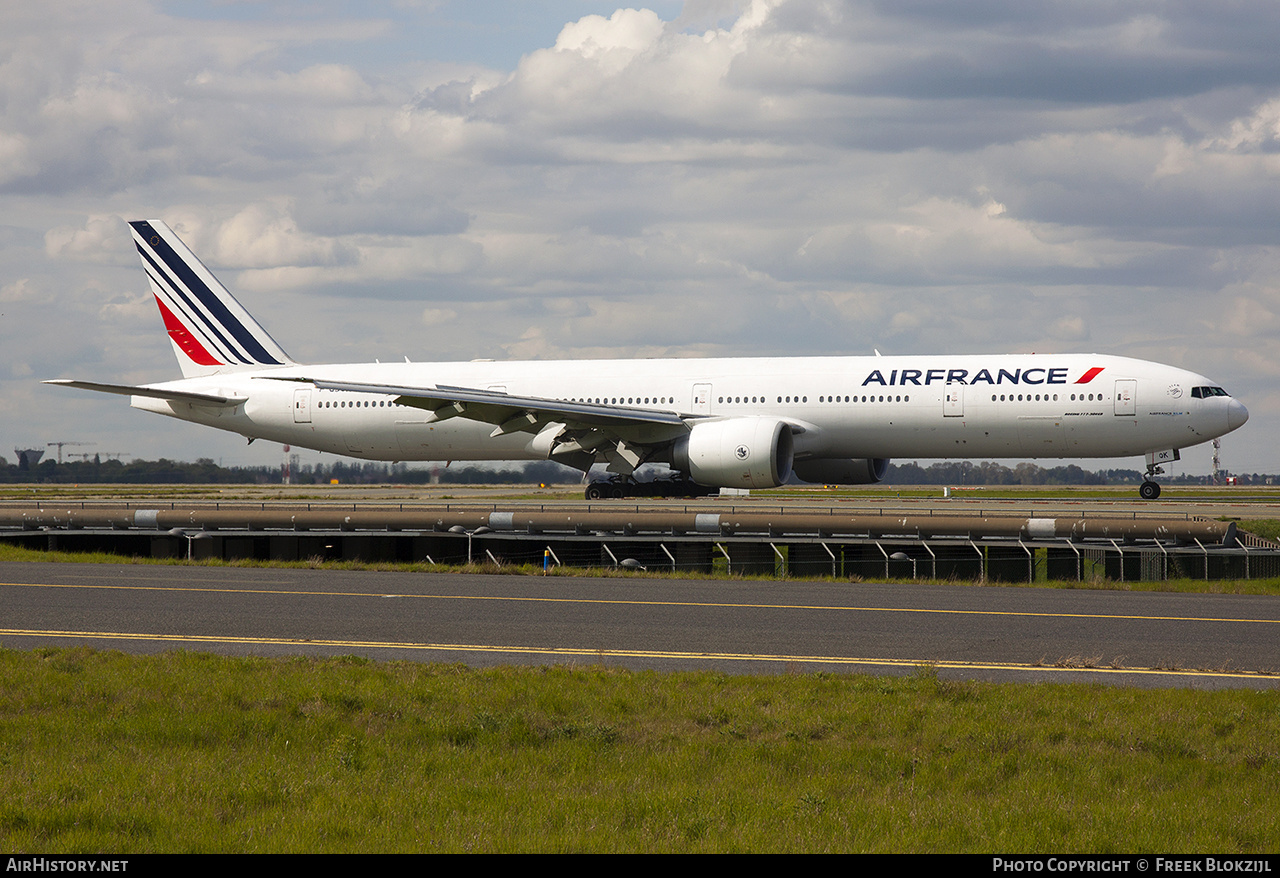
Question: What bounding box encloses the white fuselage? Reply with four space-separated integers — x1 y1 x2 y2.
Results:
130 352 1246 465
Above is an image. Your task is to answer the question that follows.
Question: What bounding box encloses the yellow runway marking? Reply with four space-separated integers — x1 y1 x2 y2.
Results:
2 579 1277 626
0 627 1274 682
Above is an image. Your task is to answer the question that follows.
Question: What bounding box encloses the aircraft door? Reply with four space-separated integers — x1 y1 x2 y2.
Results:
1114 379 1136 416
692 383 712 415
293 388 312 424
943 383 964 417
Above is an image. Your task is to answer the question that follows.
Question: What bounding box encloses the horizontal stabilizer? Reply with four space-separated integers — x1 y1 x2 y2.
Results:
44 380 246 407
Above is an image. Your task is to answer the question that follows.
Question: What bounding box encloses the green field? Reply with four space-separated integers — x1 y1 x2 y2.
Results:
1 648 1277 853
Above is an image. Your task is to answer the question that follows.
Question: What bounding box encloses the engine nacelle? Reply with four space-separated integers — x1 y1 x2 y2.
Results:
672 418 795 489
793 458 890 485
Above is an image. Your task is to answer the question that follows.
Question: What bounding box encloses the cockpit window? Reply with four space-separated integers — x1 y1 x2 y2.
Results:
1191 386 1230 398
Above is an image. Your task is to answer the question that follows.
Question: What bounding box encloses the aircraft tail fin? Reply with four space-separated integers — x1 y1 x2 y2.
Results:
128 220 296 378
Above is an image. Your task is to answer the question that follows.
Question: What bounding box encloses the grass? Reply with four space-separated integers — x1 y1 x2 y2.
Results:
1235 518 1280 542
0 484 585 502
0 649 1276 852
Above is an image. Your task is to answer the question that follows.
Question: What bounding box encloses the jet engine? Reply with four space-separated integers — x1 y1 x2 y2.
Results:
793 457 890 485
672 418 795 489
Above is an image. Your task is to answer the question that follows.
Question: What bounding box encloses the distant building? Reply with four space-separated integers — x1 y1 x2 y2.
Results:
14 449 44 470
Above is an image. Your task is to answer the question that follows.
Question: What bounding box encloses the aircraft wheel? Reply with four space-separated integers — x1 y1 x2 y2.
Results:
1139 481 1161 500
585 483 606 500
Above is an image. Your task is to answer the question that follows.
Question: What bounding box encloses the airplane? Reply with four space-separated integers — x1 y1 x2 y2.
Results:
47 219 1249 500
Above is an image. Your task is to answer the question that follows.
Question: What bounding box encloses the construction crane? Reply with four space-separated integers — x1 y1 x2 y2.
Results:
47 441 93 464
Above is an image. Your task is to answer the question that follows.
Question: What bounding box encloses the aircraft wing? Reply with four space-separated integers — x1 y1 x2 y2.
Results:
44 380 247 407
271 377 693 473
284 378 688 429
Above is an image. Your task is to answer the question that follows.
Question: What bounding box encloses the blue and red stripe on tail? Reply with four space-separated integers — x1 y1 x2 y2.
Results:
128 220 295 378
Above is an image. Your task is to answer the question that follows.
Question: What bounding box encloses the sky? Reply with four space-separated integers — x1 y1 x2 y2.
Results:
4 0 1279 476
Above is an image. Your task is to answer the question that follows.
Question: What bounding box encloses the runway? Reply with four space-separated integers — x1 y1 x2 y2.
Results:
1 561 1276 689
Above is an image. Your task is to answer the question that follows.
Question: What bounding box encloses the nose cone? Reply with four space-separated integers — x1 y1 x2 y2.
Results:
1228 398 1249 432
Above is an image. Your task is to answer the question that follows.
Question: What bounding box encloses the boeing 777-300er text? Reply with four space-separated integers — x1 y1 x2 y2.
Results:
47 220 1249 499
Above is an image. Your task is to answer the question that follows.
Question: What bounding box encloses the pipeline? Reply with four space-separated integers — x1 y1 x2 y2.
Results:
0 506 1238 545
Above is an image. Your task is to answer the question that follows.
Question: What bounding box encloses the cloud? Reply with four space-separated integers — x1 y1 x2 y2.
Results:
212 203 348 269
554 7 666 62
45 215 130 262
0 278 38 303
7 0 1280 472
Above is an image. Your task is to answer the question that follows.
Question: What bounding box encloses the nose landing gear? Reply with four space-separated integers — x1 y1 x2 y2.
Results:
1139 449 1180 500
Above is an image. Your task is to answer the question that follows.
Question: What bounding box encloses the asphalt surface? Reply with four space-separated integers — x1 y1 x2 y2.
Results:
1 561 1276 689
